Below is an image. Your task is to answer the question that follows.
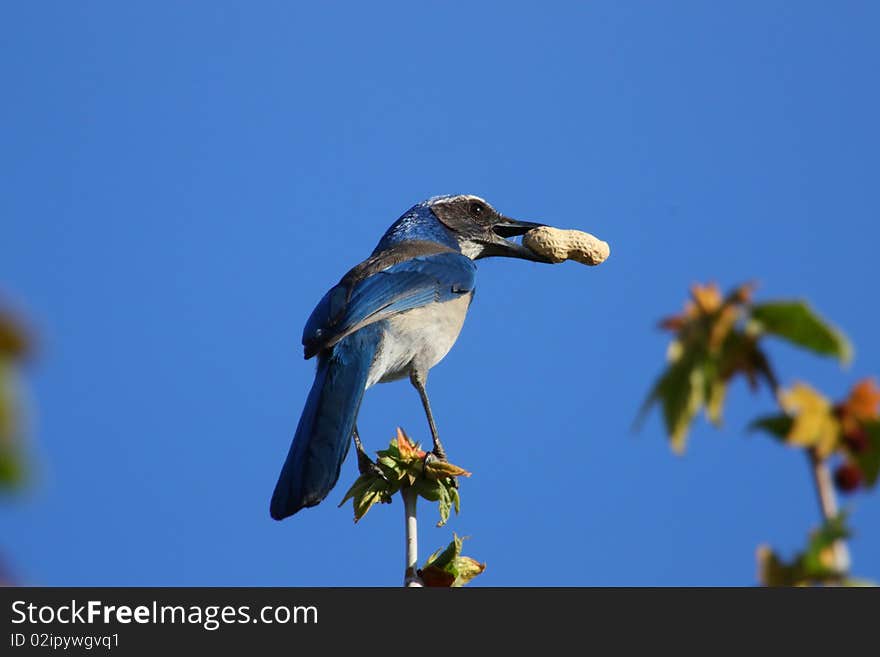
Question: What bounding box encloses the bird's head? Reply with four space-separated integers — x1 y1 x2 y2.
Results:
427 195 553 262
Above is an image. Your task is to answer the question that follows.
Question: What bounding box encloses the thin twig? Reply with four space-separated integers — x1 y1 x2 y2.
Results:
770 380 851 576
807 448 851 575
402 487 423 587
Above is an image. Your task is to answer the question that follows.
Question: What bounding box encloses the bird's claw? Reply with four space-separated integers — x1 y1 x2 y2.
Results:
424 451 459 489
356 450 384 479
363 461 387 480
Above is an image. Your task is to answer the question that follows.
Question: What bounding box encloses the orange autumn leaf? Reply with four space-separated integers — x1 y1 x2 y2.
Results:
395 427 425 462
660 281 751 334
691 282 723 315
842 378 880 422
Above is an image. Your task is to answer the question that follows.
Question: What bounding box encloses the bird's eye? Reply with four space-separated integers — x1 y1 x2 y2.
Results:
470 202 484 216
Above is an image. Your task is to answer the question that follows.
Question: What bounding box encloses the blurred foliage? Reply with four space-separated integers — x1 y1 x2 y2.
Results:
339 428 469 525
751 379 880 492
0 309 32 491
643 282 876 587
639 282 851 453
750 301 852 364
757 514 873 587
778 383 839 458
419 534 485 587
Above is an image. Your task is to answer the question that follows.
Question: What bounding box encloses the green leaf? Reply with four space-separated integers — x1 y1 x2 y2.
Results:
0 360 27 490
717 330 777 391
0 445 25 488
758 513 851 586
413 477 442 502
749 301 852 364
338 468 396 522
453 557 486 587
852 420 880 488
748 414 794 441
423 534 461 571
436 485 452 527
704 363 726 426
376 455 398 472
637 349 706 453
420 534 485 587
665 362 705 454
802 513 850 578
816 512 850 544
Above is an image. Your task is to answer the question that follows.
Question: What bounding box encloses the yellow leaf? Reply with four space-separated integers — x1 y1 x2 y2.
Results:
453 557 486 586
709 305 739 353
706 379 727 426
424 458 471 481
780 383 840 458
690 282 722 315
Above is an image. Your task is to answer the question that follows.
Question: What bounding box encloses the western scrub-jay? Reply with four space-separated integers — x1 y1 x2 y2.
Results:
270 195 553 520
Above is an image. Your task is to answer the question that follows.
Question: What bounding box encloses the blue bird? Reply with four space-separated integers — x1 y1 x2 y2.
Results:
270 195 553 520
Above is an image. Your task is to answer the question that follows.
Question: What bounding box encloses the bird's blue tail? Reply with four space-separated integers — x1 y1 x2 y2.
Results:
270 325 381 520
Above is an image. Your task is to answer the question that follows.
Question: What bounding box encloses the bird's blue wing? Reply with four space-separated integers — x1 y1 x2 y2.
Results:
302 252 476 358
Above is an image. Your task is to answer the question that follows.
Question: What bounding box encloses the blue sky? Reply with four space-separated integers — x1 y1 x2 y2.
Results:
1 2 878 586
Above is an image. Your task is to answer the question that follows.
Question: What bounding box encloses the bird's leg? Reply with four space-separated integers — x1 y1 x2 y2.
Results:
410 371 447 461
352 425 380 476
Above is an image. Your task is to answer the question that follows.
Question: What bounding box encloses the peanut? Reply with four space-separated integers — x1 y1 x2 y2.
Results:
522 226 610 266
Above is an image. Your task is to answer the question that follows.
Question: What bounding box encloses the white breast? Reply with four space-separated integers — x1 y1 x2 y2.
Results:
366 292 473 388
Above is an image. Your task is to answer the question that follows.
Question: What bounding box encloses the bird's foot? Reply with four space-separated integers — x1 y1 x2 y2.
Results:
356 446 384 479
353 426 385 478
424 451 458 489
360 459 386 480
429 442 448 462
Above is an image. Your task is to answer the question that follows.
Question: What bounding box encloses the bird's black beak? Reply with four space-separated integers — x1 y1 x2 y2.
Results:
482 216 554 262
